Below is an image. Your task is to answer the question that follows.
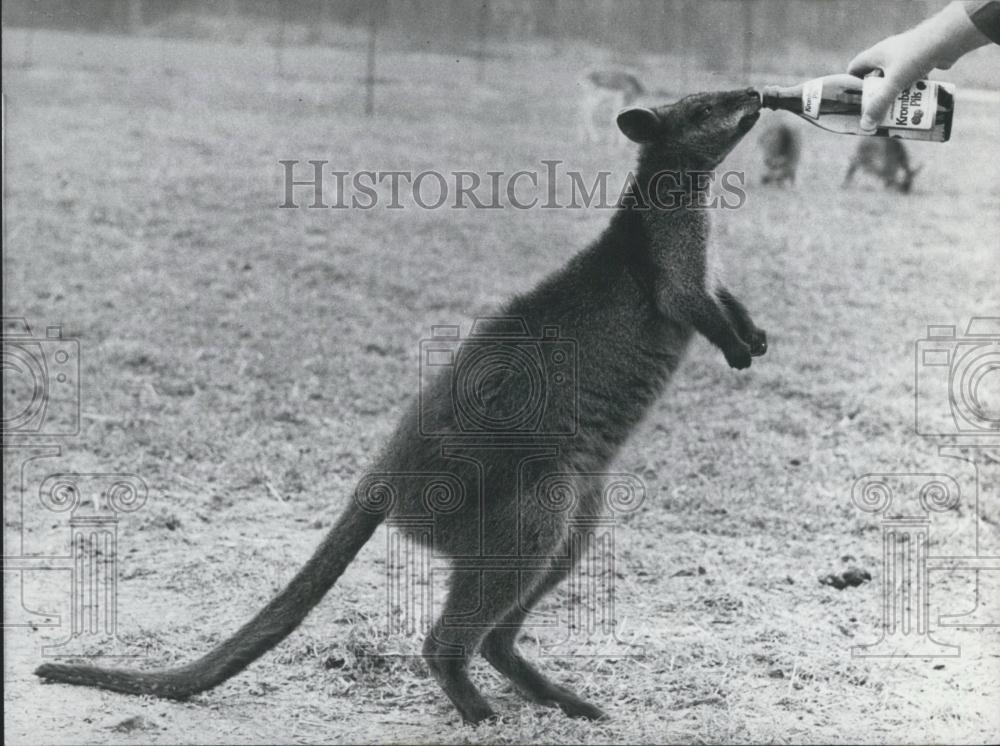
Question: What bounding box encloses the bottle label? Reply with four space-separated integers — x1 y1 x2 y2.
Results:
863 77 938 130
802 79 823 120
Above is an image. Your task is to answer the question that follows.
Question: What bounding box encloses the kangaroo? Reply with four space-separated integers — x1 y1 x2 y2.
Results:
843 138 921 193
35 88 767 725
758 123 800 187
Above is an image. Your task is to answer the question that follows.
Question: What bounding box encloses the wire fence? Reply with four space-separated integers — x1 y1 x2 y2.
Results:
2 0 940 76
3 0 998 117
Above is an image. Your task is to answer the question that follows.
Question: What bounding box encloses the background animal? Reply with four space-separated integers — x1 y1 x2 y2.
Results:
758 123 801 187
578 67 646 145
843 138 922 193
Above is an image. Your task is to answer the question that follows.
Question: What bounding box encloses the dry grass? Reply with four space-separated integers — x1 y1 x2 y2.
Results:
2 26 999 745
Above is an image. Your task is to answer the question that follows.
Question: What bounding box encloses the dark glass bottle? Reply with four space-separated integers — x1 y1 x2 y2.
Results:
761 73 954 142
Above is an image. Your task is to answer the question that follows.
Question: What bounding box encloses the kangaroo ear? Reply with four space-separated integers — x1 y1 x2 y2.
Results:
617 107 661 143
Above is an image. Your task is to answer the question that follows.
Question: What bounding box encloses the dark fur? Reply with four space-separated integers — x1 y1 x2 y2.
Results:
843 138 921 193
36 88 767 724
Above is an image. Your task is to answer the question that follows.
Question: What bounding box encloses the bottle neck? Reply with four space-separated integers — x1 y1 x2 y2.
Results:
760 84 803 113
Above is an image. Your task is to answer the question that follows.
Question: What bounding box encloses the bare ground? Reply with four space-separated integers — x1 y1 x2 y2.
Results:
3 28 999 745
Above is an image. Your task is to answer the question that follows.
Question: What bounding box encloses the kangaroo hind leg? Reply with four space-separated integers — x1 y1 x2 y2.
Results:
423 568 521 724
480 559 609 721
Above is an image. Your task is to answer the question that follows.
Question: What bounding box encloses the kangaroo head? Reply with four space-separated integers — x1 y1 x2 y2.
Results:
617 88 761 170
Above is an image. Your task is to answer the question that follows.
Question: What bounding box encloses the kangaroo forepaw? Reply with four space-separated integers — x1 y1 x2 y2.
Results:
749 328 768 357
725 343 752 370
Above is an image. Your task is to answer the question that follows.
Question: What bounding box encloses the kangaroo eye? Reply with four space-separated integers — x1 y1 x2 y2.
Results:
699 105 713 119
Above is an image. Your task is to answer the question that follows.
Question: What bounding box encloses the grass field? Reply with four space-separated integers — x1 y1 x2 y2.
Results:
3 27 999 745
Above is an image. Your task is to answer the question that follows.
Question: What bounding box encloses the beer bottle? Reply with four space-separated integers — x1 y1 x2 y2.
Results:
760 73 954 142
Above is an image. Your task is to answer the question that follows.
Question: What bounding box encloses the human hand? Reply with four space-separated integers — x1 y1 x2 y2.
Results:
847 2 991 133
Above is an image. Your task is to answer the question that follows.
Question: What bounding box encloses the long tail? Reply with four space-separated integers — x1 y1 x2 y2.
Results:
35 501 384 699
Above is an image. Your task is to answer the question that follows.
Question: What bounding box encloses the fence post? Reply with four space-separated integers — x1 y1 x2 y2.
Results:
128 0 143 33
680 0 694 90
275 3 287 79
742 0 755 80
365 2 381 117
475 1 490 84
23 27 35 68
